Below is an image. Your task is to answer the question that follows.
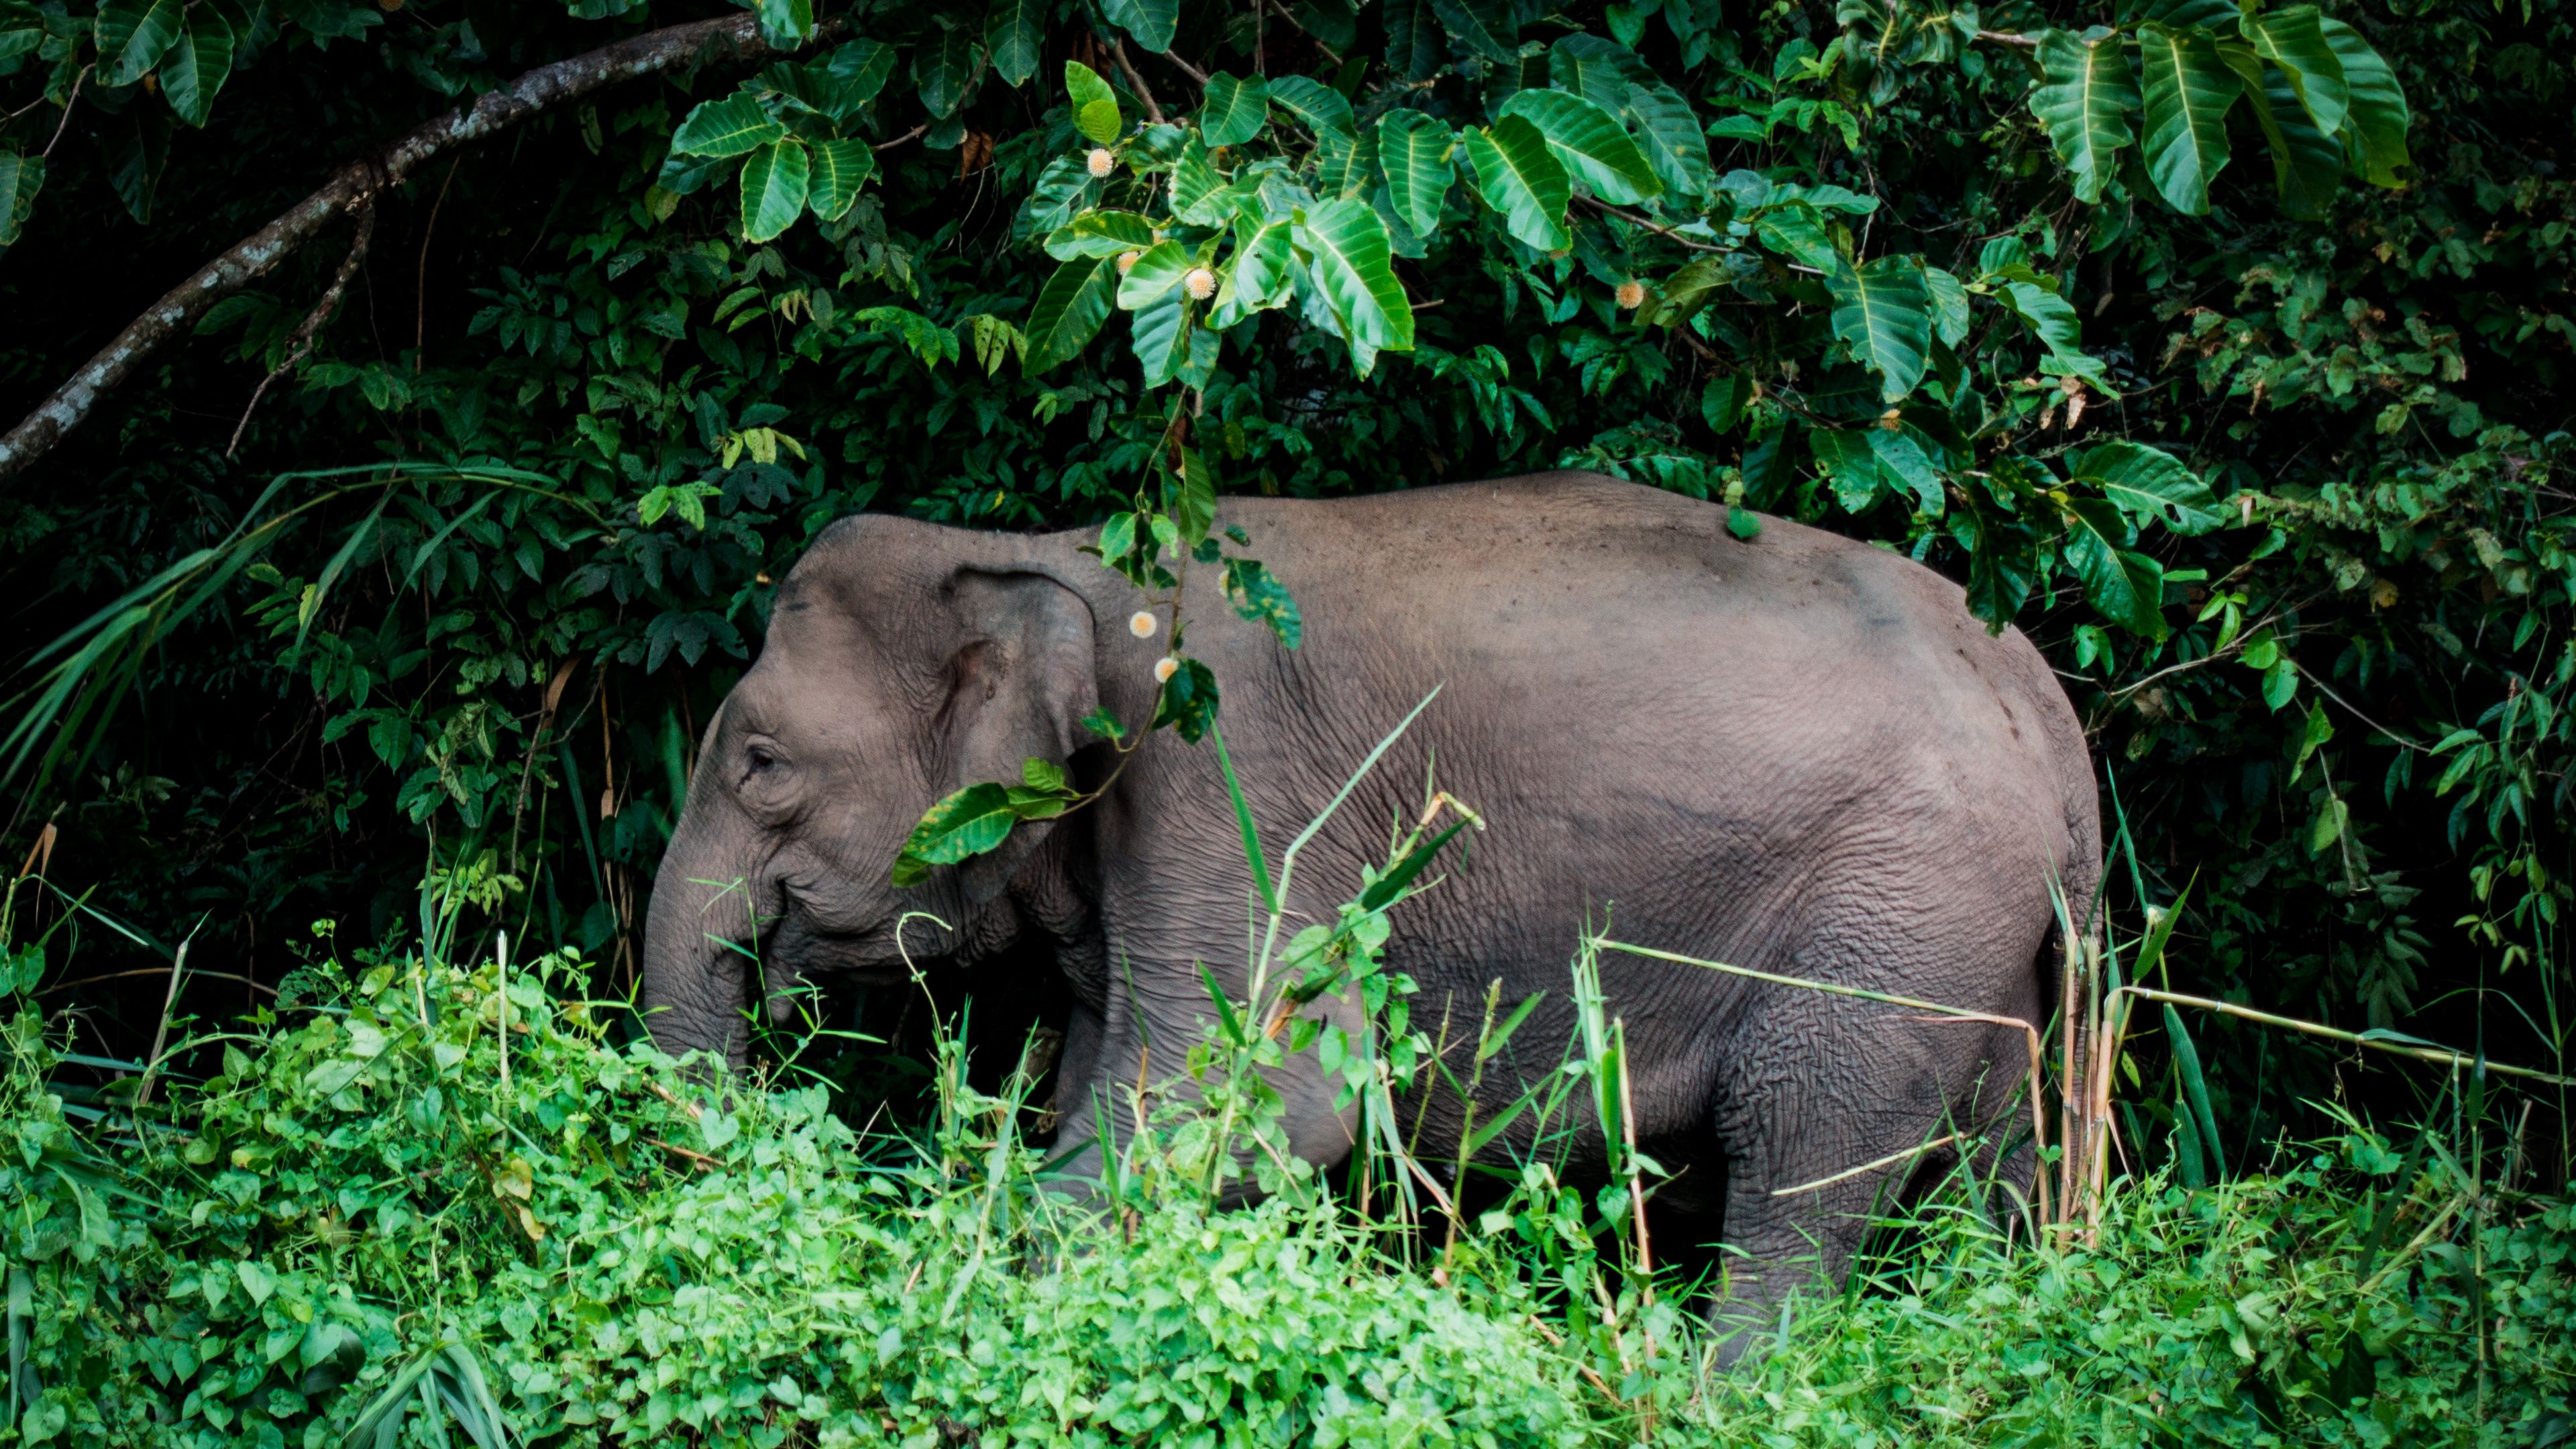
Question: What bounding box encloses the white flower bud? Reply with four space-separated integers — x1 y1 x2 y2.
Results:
1130 610 1158 639
1183 267 1216 301
1614 279 1647 310
1154 656 1179 682
1116 249 1141 274
1085 147 1117 178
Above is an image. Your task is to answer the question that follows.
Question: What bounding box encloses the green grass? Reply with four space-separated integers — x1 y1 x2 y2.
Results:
6 922 2571 1448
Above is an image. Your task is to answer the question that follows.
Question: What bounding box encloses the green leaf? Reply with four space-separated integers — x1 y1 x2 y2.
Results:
1199 72 1270 146
96 0 184 87
826 40 900 109
1827 256 1933 402
1169 137 1230 226
984 0 1042 87
1376 109 1453 237
915 25 983 119
1230 219 1296 309
2244 5 2346 138
1923 265 1968 346
1044 209 1157 260
805 138 875 222
2078 440 2226 535
891 783 1018 885
1868 428 1946 515
1499 89 1660 205
2061 498 2167 636
2138 23 2237 214
755 0 814 46
2029 29 2138 205
1066 61 1124 146
1460 115 1570 253
672 95 784 159
1117 240 1194 310
1152 657 1220 742
1431 0 1518 63
1297 196 1416 376
1702 374 1752 433
1100 0 1177 52
1268 74 1356 136
1999 280 2108 385
1809 429 1883 513
1171 447 1218 543
1752 202 1841 271
0 151 40 250
1623 77 1714 199
2321 19 2409 187
160 9 235 128
2216 43 2344 219
1223 559 1302 647
1024 256 1120 374
739 139 810 243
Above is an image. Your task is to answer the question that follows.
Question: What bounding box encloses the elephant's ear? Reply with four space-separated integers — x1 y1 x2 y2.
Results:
936 568 1100 902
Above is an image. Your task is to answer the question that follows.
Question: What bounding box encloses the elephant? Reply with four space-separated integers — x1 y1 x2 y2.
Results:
639 470 2100 1344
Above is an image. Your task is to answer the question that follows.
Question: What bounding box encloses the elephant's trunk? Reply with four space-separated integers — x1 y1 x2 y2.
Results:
638 820 761 1068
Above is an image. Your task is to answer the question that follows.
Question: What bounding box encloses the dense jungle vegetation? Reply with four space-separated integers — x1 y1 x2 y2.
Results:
1 0 2574 1440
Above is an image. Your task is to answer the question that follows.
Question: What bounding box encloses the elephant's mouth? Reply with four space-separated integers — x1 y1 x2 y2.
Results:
761 900 937 987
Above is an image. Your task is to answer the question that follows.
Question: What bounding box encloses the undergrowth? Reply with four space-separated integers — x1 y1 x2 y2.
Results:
6 922 2572 1448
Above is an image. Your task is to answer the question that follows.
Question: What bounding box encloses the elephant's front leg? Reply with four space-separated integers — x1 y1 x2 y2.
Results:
1046 946 1367 1198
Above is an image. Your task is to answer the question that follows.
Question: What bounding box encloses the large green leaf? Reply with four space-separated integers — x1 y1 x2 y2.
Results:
1066 61 1124 146
1827 256 1932 402
1548 33 1643 106
2244 5 2346 138
1376 109 1453 237
96 0 184 87
159 9 235 128
890 783 1017 885
1868 428 1947 515
805 138 875 222
1297 197 1415 376
914 25 982 119
1024 256 1120 373
1268 74 1356 136
826 40 898 109
0 150 40 250
1432 0 1518 63
2322 18 2410 187
1169 138 1235 226
1499 89 1660 205
1117 240 1195 310
1199 73 1270 147
2138 23 2237 214
672 95 784 158
1044 209 1157 259
1460 115 1570 253
1809 429 1884 513
1230 219 1296 309
2076 440 2226 535
2029 28 2138 205
983 0 1042 88
755 0 814 47
1130 288 1196 388
739 139 811 244
1623 77 1714 199
2061 498 2168 636
1752 202 1841 272
1100 0 1177 52
2218 42 2344 217
1923 265 1969 346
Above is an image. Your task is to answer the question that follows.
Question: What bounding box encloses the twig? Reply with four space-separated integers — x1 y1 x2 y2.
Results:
647 1136 721 1172
1108 41 1167 126
129 941 189 1112
874 123 928 152
1771 1132 1964 1197
227 201 376 458
1525 1315 1625 1405
2291 659 2434 753
2113 985 2576 1087
38 66 89 159
0 11 844 483
413 157 462 372
646 1077 706 1120
1976 30 2044 48
36 965 276 999
1144 44 1210 87
1574 193 1730 254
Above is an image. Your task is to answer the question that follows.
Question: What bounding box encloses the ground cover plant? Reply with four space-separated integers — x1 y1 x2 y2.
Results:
3 0 2576 1441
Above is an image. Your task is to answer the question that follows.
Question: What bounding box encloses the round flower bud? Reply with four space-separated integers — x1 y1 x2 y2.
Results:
1129 610 1159 639
1116 250 1142 274
1614 279 1648 310
1183 267 1217 301
1085 147 1117 178
1154 656 1180 683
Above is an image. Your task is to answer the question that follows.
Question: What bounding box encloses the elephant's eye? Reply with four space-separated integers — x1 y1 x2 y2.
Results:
742 741 786 779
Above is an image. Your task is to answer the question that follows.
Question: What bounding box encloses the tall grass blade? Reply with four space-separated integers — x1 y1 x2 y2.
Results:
2164 1002 2223 1179
1208 721 1277 914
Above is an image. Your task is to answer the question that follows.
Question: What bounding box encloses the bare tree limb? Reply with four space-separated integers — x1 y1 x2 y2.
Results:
1108 41 1168 126
0 12 841 485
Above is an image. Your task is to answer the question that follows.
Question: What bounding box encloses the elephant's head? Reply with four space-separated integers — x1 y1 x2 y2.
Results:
639 520 1101 1065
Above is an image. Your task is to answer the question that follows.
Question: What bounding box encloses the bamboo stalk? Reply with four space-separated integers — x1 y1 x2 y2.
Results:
2110 986 2576 1088
129 941 188 1112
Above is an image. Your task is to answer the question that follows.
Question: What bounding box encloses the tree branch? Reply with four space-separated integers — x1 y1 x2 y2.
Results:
0 12 841 485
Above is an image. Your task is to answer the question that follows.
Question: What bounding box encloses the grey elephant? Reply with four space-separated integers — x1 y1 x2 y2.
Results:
639 471 2100 1338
